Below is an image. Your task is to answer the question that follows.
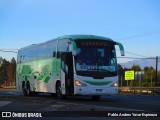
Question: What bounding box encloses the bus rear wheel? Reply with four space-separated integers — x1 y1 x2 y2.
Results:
22 81 30 96
91 95 100 101
22 81 27 96
22 81 37 96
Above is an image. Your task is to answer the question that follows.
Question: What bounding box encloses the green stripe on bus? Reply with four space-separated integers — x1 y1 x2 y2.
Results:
38 75 44 80
44 76 50 83
84 80 112 86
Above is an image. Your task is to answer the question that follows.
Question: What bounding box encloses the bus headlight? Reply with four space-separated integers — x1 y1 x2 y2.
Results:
111 82 118 87
75 80 87 87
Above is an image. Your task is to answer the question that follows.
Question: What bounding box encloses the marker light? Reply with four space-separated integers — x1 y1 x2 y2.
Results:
111 82 118 87
75 80 87 87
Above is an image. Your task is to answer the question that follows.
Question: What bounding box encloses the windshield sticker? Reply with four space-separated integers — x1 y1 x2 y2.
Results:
76 64 115 71
99 66 115 71
76 65 97 71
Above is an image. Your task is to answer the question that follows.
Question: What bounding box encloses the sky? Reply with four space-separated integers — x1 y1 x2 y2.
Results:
0 0 160 63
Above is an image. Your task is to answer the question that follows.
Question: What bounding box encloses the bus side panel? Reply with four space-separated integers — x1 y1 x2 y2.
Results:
16 57 61 93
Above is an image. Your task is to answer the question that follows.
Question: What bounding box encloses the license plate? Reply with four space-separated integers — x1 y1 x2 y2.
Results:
96 89 102 92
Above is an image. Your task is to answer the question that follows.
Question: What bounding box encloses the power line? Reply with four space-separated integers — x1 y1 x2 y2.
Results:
123 51 148 58
0 30 159 59
117 57 155 59
0 50 18 53
115 31 160 58
0 48 18 50
114 31 160 59
116 49 149 58
117 56 160 63
116 31 160 41
2 47 148 58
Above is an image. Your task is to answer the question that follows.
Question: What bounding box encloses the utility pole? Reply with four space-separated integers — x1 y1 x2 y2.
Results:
121 76 123 87
155 56 158 87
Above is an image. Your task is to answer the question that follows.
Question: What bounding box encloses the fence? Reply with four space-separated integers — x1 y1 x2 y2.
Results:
119 87 160 95
0 81 16 89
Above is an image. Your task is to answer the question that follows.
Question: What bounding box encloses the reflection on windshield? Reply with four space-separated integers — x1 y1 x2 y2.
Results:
75 47 116 72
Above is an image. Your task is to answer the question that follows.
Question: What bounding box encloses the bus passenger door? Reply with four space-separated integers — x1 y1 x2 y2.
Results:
60 53 66 95
60 52 74 95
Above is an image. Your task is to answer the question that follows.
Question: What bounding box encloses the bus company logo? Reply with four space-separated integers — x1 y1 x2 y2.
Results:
2 112 11 117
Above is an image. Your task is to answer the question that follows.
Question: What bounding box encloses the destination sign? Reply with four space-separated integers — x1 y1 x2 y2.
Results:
76 40 114 47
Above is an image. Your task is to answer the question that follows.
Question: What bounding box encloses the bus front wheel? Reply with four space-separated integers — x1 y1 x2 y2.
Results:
56 82 62 99
56 82 66 99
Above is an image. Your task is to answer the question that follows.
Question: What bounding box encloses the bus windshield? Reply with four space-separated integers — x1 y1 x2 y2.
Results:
74 40 117 77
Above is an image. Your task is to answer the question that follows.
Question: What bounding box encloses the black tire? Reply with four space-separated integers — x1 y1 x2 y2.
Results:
22 81 27 96
26 82 38 96
56 82 66 99
91 95 100 101
26 81 31 96
22 81 33 96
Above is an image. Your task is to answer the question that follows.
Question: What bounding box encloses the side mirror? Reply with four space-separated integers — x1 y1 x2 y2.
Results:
72 50 77 56
53 51 56 57
116 42 125 56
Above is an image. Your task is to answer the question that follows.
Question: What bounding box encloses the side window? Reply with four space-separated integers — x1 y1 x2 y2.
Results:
20 51 23 63
37 45 46 59
17 51 21 63
27 49 31 62
58 39 70 52
23 50 27 62
26 49 29 62
46 41 56 58
32 47 37 61
30 47 37 61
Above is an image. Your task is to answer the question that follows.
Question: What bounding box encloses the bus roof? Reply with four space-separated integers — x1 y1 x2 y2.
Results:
19 34 113 51
59 34 113 41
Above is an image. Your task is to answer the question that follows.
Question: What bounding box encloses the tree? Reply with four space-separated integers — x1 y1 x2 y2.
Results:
131 64 141 71
0 57 3 65
117 64 160 87
6 57 16 86
143 67 156 87
117 64 124 86
130 64 142 87
157 71 160 86
10 57 16 82
7 64 13 83
0 59 10 84
118 64 124 76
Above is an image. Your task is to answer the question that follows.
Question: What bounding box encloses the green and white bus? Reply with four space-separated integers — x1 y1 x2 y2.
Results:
16 34 124 100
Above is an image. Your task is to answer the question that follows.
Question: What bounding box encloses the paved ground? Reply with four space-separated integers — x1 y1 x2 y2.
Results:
0 89 160 120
